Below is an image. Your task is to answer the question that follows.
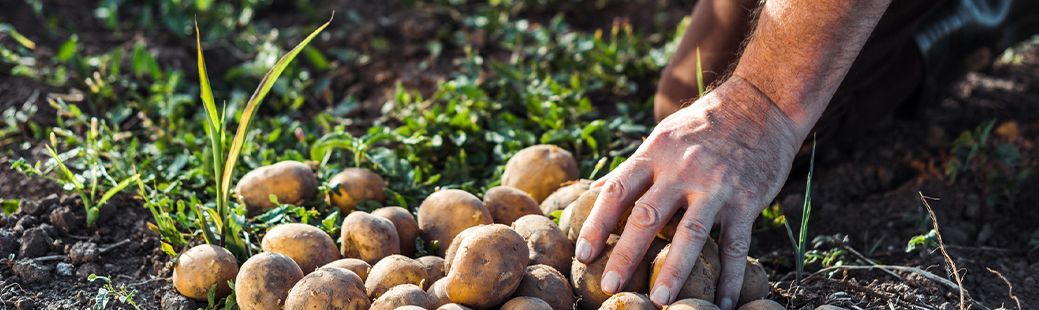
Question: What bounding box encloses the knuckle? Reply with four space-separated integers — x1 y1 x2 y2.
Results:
609 248 638 269
629 201 662 229
602 179 627 199
677 217 710 240
720 238 751 260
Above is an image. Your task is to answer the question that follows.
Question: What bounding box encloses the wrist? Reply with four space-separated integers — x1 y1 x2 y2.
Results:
707 77 807 150
727 72 820 141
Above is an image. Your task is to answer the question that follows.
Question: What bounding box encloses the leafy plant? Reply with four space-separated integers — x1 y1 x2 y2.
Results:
945 119 1031 207
88 274 141 310
780 137 816 284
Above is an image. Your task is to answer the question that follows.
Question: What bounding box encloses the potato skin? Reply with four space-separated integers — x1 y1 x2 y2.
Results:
372 206 419 256
284 267 369 310
511 215 574 276
513 264 575 310
261 223 340 273
426 278 452 308
600 292 655 310
539 179 591 215
565 186 634 241
736 299 784 310
417 189 492 256
650 239 722 303
328 168 386 213
501 296 552 310
438 304 474 310
370 284 432 310
571 235 651 309
340 211 400 264
236 161 317 216
483 186 541 225
668 298 721 310
172 244 239 301
321 258 371 281
235 253 304 310
417 256 446 284
739 257 769 306
365 255 429 299
501 144 580 202
444 224 529 309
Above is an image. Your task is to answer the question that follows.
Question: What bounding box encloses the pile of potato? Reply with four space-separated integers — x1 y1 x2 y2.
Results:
172 144 795 310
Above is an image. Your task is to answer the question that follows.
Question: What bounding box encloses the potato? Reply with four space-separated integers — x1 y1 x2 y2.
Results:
566 187 633 241
483 186 541 225
372 206 419 256
667 298 721 310
513 264 575 310
650 239 722 303
736 299 783 310
370 284 432 310
600 292 655 310
396 307 426 310
418 256 446 284
340 211 400 264
540 179 591 215
571 235 651 309
321 258 371 281
739 257 769 306
284 267 369 310
511 215 573 276
365 255 428 299
501 144 580 202
417 189 492 256
235 252 304 310
501 296 552 310
557 204 575 236
438 304 474 310
236 161 317 216
261 223 340 273
328 168 386 213
426 278 452 308
172 244 239 301
815 306 849 310
444 224 529 309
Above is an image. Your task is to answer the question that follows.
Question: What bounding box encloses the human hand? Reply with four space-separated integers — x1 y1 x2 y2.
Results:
575 77 806 309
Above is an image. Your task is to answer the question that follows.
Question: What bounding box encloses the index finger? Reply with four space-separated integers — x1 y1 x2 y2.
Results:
575 159 652 263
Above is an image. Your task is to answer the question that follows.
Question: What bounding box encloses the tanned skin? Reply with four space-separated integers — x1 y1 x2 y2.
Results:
575 1 893 309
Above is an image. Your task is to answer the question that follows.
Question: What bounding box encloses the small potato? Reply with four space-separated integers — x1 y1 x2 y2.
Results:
438 304 474 310
557 204 575 235
172 244 239 301
365 255 428 299
372 206 419 256
370 284 432 310
444 224 529 309
600 292 655 310
340 211 400 264
235 253 304 310
417 189 492 256
501 144 580 202
426 278 451 308
668 298 721 310
236 161 317 216
650 239 722 303
539 179 591 215
571 235 651 309
736 299 784 310
417 256 446 284
565 187 630 241
815 306 849 310
511 215 573 276
513 264 575 310
739 257 769 306
483 186 541 225
328 168 386 213
397 307 426 310
262 223 340 273
284 267 369 310
321 258 371 281
501 296 552 310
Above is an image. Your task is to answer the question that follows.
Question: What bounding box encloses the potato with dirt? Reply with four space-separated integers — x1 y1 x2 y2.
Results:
340 211 400 264
321 258 371 281
736 299 784 310
443 224 529 309
511 215 573 276
513 264 575 310
365 254 429 299
328 167 386 212
500 296 553 310
571 235 652 309
261 223 340 273
372 206 419 256
483 186 542 225
539 179 591 215
739 257 770 306
566 187 632 241
438 304 474 310
501 144 580 202
235 161 317 216
426 278 452 308
600 292 655 310
417 255 446 284
370 284 432 310
668 298 721 310
650 239 722 303
284 267 369 309
172 244 239 301
417 189 492 255
235 252 304 310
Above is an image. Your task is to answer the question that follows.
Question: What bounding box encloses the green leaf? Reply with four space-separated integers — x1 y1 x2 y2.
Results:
1 199 20 215
96 175 138 208
56 35 78 62
93 287 110 310
160 242 177 256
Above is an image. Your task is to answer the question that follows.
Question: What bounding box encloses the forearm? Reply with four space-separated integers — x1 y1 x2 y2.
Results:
732 0 891 139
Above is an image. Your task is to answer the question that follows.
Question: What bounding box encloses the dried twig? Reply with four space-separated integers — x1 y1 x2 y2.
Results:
985 267 1022 310
918 193 966 310
841 244 903 280
99 239 131 254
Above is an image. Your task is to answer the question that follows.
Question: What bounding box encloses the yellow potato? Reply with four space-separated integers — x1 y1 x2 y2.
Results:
321 258 371 281
340 211 400 264
739 257 770 306
417 189 492 256
501 144 580 202
600 292 655 310
483 186 541 225
736 299 784 310
650 239 722 303
417 255 446 285
370 284 432 310
513 264 575 310
566 187 630 241
261 223 340 273
365 255 428 299
236 161 317 216
372 206 419 256
426 278 452 308
235 252 304 310
667 298 721 310
501 296 552 310
328 168 386 213
172 244 239 301
571 235 651 309
511 215 574 276
444 224 529 309
539 179 591 215
284 267 369 309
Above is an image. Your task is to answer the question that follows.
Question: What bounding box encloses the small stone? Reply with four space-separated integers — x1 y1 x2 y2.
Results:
55 262 75 276
18 227 52 258
76 262 103 279
49 206 82 233
161 290 205 310
67 241 99 264
13 259 51 283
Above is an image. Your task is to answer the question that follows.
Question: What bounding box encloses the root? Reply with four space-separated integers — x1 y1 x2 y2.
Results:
985 267 1021 310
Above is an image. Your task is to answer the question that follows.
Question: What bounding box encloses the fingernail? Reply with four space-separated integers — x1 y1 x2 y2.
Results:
601 271 621 293
576 238 591 262
650 285 670 305
719 297 734 310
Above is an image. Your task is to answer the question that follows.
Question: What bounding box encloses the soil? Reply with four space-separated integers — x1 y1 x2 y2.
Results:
1 0 1037 309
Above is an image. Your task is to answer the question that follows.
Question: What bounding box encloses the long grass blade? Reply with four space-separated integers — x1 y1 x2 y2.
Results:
195 19 220 131
695 47 704 97
97 174 138 207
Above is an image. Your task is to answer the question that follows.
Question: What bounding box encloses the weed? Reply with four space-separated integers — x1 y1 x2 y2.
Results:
87 274 141 310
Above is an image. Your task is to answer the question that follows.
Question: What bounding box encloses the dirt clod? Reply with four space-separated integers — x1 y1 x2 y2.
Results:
161 290 205 310
67 241 99 264
15 298 37 310
18 227 52 258
76 262 103 278
55 262 75 276
0 229 17 256
48 206 82 233
13 215 39 232
13 259 52 283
